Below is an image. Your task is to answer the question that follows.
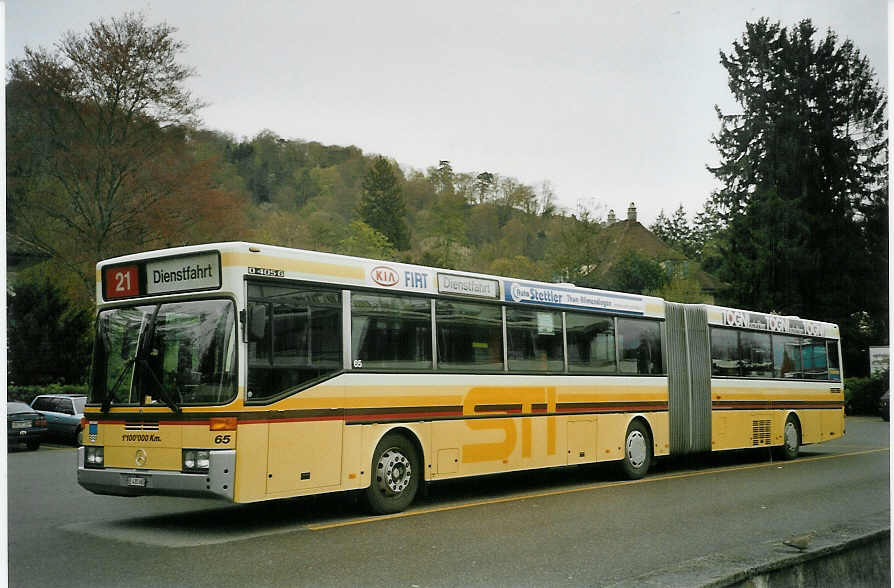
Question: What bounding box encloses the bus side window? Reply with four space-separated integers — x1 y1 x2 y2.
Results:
710 327 740 377
803 338 829 380
772 335 802 379
827 340 841 381
436 299 504 371
351 292 432 370
506 308 564 372
566 312 616 373
618 318 663 375
740 330 772 378
246 283 342 402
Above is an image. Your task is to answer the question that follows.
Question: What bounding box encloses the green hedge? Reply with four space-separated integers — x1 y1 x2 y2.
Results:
844 371 889 415
7 384 89 405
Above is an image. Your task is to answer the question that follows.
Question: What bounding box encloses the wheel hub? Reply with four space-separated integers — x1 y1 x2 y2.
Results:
785 421 797 450
376 448 412 495
626 430 647 468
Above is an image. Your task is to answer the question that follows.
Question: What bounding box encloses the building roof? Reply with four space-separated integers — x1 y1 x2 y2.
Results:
597 206 723 294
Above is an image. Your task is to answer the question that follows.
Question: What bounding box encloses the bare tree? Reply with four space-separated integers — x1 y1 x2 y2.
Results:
7 12 217 301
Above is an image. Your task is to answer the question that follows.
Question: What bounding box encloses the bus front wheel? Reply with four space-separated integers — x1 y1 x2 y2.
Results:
365 433 420 515
621 420 652 479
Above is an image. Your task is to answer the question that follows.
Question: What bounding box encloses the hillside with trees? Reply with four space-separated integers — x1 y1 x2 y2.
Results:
6 13 888 388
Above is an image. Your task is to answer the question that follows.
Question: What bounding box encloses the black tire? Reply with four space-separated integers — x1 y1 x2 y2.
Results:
364 433 420 515
776 416 800 460
26 440 40 451
620 420 652 479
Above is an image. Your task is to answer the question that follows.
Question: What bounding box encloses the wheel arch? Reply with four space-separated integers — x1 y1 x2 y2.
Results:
627 414 655 445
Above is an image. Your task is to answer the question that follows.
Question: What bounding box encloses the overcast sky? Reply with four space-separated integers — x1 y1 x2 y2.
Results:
6 1 888 225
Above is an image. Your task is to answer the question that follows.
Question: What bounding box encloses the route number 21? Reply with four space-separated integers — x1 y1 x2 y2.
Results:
105 265 139 299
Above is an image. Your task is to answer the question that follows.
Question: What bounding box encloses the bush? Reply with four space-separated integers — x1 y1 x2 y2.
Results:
7 384 89 405
844 371 889 415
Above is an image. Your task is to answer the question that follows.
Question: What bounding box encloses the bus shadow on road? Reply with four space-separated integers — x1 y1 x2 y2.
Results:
64 447 842 546
650 446 835 475
64 493 368 547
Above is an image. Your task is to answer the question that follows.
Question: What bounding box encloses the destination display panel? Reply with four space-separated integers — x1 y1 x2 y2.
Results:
102 251 221 301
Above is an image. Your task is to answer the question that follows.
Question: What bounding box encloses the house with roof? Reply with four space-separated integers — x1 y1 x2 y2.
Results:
597 203 723 302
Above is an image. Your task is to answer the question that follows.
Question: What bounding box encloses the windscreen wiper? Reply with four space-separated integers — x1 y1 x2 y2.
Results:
136 356 181 413
102 356 136 414
134 305 180 413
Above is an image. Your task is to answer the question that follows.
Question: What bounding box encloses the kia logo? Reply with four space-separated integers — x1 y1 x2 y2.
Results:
371 266 399 287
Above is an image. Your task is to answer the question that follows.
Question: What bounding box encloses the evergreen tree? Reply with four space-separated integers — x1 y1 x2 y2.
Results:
708 19 887 373
8 279 91 386
358 157 410 250
650 204 696 257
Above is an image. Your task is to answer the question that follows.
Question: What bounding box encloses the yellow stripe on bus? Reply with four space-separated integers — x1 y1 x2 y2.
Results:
221 252 365 280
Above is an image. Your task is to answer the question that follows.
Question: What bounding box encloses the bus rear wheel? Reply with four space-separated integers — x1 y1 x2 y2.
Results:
621 420 652 479
364 433 420 515
776 416 800 460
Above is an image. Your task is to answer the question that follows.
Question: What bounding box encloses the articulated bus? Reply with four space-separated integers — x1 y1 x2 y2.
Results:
78 242 845 514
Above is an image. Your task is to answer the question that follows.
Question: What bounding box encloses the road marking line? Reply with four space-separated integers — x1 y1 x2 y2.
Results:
307 447 889 531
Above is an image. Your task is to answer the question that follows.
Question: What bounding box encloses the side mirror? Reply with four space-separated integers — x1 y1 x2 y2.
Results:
248 304 267 342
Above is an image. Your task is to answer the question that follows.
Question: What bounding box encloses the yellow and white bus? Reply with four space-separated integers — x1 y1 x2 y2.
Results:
79 242 845 513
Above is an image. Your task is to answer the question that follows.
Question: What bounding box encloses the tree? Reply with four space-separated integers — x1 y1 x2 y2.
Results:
546 204 610 286
650 205 696 257
430 160 455 195
474 172 495 204
338 220 397 259
708 19 887 373
8 279 92 386
358 157 410 250
607 251 669 295
7 13 231 302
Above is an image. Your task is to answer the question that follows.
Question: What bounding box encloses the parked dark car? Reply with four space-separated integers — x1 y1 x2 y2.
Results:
8 401 47 450
879 391 889 421
30 394 87 444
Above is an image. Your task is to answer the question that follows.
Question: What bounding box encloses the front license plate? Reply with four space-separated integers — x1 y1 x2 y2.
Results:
12 421 28 429
127 476 147 488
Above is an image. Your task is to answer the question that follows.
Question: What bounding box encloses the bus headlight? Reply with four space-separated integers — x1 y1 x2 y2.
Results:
182 449 211 473
85 446 104 468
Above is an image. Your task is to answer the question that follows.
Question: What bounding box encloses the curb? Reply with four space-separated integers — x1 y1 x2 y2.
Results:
608 516 891 588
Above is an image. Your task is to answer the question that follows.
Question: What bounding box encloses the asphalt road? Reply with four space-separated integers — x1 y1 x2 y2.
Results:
7 417 890 587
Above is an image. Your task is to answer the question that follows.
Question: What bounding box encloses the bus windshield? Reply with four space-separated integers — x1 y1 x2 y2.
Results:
91 300 237 408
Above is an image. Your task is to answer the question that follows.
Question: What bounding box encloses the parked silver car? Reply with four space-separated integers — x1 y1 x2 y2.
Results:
30 394 87 444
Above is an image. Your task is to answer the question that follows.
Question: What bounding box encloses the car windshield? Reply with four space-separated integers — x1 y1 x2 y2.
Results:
91 300 237 407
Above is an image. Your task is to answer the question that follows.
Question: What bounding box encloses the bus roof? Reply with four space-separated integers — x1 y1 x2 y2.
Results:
95 242 840 335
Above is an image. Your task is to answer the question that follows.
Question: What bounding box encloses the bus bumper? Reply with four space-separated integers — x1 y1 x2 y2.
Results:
77 447 235 501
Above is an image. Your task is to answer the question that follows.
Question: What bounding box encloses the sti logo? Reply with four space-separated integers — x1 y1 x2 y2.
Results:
370 266 400 287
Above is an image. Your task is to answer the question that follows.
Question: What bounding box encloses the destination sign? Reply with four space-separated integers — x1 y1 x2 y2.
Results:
146 252 221 295
504 280 644 315
102 251 221 301
437 273 499 299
